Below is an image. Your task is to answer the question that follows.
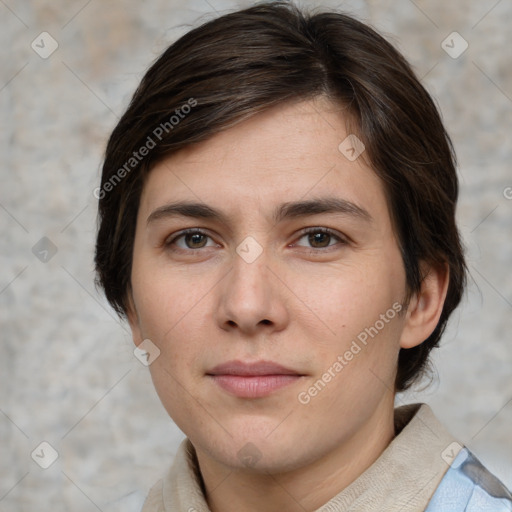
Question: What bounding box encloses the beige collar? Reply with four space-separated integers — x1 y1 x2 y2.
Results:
142 403 460 512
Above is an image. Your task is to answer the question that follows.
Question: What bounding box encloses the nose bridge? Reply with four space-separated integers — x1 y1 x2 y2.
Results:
229 242 272 308
216 235 287 333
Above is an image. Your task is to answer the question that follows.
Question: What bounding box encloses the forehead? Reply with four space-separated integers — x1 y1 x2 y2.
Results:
138 98 389 227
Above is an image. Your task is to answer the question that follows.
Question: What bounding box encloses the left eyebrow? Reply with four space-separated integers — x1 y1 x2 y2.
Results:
273 197 373 224
146 196 373 226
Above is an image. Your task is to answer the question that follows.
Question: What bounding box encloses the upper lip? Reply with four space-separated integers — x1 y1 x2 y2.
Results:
207 360 303 376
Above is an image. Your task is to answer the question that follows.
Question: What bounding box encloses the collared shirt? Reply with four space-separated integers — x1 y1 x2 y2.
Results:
141 403 512 511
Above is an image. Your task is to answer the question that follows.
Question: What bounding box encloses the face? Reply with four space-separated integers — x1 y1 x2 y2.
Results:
128 97 411 474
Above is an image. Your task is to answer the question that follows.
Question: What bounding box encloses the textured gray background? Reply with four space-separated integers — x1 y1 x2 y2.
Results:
1 0 511 510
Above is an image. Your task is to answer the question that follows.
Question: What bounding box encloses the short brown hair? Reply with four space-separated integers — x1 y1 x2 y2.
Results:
94 1 467 391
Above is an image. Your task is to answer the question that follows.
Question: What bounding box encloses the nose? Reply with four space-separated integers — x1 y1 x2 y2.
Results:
214 246 289 336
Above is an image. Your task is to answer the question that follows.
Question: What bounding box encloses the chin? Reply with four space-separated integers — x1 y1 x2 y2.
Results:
204 424 315 474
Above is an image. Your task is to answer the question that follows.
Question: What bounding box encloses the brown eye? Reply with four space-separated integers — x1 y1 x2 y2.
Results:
295 227 347 250
306 231 331 248
183 232 208 249
165 229 215 251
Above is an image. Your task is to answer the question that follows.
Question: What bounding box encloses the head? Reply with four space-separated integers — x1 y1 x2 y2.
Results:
95 1 466 473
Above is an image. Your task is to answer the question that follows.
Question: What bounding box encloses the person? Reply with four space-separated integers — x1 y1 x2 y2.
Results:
94 2 512 510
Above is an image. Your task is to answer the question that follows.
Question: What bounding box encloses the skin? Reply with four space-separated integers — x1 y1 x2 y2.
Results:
127 97 449 512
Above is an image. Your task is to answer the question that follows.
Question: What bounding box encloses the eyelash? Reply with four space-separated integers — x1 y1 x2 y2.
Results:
164 227 348 254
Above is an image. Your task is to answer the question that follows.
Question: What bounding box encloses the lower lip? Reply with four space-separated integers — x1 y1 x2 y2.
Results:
209 374 302 398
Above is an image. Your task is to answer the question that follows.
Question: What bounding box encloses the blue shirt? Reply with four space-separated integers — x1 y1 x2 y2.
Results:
426 447 512 511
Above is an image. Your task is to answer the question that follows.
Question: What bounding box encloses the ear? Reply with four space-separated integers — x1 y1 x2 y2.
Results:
399 261 450 349
125 291 144 347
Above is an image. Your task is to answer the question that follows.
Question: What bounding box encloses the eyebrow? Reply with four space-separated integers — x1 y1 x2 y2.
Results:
146 197 373 226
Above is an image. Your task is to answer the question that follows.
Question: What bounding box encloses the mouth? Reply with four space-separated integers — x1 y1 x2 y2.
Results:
206 360 305 398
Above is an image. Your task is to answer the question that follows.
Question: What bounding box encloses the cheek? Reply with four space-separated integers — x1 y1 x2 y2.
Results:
311 260 402 335
309 257 405 381
147 356 204 437
137 285 212 427
132 259 214 339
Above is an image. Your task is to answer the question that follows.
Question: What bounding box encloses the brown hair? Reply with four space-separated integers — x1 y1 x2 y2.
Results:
95 1 467 391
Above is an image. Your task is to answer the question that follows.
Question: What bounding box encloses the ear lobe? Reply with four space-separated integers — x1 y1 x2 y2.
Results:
125 291 144 347
399 261 450 350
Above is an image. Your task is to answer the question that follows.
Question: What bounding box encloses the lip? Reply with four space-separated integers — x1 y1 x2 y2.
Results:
206 360 305 398
208 360 302 376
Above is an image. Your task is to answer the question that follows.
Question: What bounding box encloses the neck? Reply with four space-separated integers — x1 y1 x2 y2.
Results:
196 397 396 512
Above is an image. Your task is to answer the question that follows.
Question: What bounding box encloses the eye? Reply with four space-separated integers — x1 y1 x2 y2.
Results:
165 229 217 251
164 227 348 254
294 227 347 251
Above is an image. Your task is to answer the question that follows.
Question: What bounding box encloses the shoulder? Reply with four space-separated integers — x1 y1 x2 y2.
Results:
425 447 512 511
